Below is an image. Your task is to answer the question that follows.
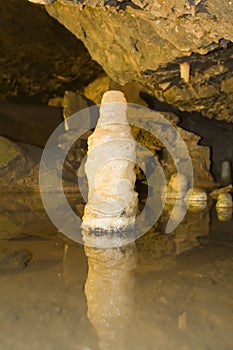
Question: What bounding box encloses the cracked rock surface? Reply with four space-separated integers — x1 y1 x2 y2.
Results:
44 0 233 121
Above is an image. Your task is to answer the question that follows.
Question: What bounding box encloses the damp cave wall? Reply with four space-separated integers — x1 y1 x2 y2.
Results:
0 0 233 184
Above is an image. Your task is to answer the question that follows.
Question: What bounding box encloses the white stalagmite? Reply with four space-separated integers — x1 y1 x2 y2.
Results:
82 90 138 232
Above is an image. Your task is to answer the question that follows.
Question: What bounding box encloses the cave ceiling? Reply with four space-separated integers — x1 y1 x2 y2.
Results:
1 0 233 122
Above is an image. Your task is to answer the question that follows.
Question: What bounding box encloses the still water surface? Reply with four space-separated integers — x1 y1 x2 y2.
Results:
0 195 233 350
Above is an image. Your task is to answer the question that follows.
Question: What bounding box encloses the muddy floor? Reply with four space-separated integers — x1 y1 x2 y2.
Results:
0 194 232 350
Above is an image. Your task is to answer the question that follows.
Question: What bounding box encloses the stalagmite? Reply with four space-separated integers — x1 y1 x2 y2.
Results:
179 62 190 83
220 160 232 186
82 90 138 232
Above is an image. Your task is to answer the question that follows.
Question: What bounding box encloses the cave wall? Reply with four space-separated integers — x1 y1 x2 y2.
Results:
0 0 232 189
0 0 102 103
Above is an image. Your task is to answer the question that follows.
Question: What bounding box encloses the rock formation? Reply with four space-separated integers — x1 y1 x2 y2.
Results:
0 0 102 103
82 90 138 232
1 0 233 124
44 0 233 122
1 0 232 194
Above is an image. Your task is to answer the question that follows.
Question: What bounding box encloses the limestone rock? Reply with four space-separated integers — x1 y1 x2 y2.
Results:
216 192 233 208
216 207 232 222
0 136 34 176
0 0 102 103
185 188 207 203
165 173 188 199
0 137 22 170
0 137 38 192
84 73 112 105
161 117 215 189
45 0 233 122
210 184 233 199
0 137 80 193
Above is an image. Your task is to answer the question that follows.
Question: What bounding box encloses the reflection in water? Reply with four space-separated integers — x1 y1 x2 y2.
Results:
1 195 233 350
136 201 210 268
173 205 209 254
216 207 232 222
83 234 137 350
81 204 212 348
163 199 210 252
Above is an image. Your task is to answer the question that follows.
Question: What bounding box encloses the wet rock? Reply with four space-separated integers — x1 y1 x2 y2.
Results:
0 0 102 104
58 129 92 184
216 193 233 208
165 173 188 199
0 193 61 240
177 112 233 183
0 137 35 177
84 73 112 105
185 188 207 203
84 73 148 107
174 208 210 255
0 137 40 192
210 184 232 199
110 80 148 107
0 216 21 240
0 249 32 272
141 94 233 184
0 137 23 170
136 202 210 266
63 91 94 130
161 118 215 189
186 200 207 213
216 208 232 222
0 136 80 193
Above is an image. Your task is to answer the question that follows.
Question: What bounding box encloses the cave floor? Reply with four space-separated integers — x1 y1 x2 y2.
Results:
0 194 233 350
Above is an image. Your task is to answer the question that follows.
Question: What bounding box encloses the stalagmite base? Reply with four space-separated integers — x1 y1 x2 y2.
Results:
82 90 138 232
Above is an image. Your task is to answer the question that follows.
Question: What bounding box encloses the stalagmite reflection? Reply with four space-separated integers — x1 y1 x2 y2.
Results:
216 207 232 222
83 233 137 350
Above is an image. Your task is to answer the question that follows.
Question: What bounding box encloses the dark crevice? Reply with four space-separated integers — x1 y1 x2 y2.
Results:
140 92 233 184
104 0 142 10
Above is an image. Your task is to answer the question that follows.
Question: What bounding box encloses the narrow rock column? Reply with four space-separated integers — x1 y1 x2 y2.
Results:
82 90 138 232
